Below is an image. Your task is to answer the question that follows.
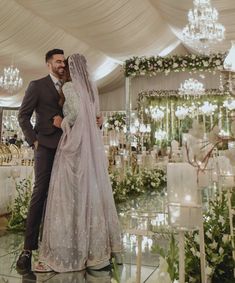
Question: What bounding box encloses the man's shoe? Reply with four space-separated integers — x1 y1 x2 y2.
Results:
16 250 32 274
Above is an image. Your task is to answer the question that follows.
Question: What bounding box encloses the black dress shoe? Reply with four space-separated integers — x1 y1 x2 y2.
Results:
16 250 32 274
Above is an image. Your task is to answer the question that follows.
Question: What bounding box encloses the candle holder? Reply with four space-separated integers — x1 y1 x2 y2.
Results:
167 162 206 283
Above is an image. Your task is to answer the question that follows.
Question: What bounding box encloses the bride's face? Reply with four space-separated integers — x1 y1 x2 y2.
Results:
64 67 72 82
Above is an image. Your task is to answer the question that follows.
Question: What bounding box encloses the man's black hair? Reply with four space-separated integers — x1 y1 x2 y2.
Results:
45 49 64 63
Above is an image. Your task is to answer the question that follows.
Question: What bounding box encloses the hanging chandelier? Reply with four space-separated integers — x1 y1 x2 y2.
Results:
0 65 23 94
178 78 205 98
182 0 225 53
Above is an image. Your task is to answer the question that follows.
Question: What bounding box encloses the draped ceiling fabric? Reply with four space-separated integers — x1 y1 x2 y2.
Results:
0 0 234 108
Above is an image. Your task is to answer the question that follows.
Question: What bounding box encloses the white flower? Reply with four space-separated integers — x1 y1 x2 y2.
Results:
205 266 213 276
218 215 225 225
135 59 140 65
196 251 201 258
222 234 229 243
206 231 212 239
219 247 224 255
151 257 172 283
215 59 221 66
173 63 178 68
209 240 218 250
194 233 200 244
190 247 197 256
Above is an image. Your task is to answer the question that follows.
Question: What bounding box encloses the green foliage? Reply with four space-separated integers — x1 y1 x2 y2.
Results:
105 112 126 132
124 53 225 77
110 168 166 204
7 178 32 231
185 193 234 283
151 234 179 280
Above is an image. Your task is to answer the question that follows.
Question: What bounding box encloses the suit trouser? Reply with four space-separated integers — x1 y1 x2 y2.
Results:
24 145 56 250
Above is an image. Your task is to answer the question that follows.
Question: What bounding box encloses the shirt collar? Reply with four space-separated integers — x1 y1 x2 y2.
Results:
49 73 60 85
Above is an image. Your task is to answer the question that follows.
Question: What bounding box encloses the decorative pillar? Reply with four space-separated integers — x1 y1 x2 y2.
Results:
125 77 132 165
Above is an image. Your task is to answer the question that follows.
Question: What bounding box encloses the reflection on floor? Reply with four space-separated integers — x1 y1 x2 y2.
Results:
0 195 168 282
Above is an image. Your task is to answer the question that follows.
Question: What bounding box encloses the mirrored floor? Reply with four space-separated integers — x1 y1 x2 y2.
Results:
0 195 168 283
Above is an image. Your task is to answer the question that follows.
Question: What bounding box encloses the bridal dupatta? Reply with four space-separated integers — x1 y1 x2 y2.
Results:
39 54 122 272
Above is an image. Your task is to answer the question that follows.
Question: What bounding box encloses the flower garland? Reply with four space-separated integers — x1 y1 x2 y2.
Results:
124 53 226 77
105 112 126 132
138 89 227 100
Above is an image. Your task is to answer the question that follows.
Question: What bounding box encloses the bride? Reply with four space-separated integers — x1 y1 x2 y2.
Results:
37 54 122 272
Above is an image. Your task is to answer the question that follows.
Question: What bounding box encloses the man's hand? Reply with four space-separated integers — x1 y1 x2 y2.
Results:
96 114 103 128
53 115 63 128
33 140 39 150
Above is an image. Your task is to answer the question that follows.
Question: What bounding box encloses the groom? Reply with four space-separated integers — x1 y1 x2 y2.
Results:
16 49 66 273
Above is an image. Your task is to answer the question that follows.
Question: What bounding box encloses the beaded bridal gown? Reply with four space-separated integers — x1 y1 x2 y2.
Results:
39 78 122 272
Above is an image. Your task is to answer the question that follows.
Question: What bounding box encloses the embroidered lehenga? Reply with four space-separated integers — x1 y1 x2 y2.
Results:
39 54 122 272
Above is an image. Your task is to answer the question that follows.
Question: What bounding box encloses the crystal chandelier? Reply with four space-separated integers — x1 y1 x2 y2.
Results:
178 78 205 97
0 65 23 94
182 0 225 53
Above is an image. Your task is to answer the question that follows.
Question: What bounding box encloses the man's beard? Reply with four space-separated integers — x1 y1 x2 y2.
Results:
52 66 65 78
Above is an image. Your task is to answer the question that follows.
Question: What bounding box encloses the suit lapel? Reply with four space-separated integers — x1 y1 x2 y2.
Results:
44 75 60 101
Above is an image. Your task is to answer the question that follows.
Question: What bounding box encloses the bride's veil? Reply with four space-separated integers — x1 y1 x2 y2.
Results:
39 54 122 270
68 54 100 116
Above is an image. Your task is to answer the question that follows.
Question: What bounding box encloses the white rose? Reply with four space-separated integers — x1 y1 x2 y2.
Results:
219 247 224 255
215 59 221 66
114 120 119 126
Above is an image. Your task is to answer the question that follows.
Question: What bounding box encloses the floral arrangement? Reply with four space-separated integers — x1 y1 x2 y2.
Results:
110 168 166 204
105 112 126 132
124 53 226 77
185 193 234 283
151 234 179 282
152 193 234 283
7 178 32 231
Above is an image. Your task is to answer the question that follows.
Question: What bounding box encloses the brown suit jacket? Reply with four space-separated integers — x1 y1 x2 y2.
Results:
18 75 63 149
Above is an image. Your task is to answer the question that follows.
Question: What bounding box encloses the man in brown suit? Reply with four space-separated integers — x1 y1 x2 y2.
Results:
16 49 66 273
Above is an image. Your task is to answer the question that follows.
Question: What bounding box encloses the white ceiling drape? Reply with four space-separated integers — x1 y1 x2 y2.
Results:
0 0 234 107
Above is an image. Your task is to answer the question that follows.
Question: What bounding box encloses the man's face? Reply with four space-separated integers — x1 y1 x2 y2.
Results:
47 54 65 78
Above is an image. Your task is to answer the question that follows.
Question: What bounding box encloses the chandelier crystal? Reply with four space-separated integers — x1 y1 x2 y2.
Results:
182 0 225 53
0 65 23 94
178 78 205 98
